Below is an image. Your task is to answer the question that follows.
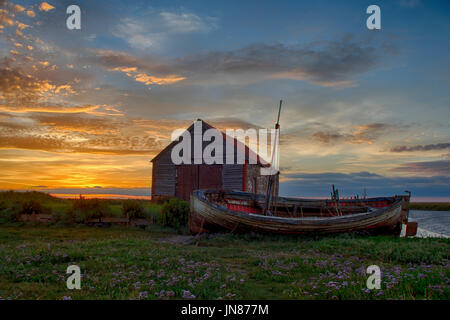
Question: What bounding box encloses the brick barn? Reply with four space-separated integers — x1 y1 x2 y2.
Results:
151 119 279 201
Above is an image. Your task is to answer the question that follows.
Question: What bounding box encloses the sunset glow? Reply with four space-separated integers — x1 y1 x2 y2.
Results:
0 0 449 199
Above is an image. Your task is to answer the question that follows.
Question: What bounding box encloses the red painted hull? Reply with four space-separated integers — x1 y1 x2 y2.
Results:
189 190 412 236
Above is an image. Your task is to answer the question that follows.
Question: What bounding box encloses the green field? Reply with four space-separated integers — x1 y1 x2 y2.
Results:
0 191 448 300
0 225 448 300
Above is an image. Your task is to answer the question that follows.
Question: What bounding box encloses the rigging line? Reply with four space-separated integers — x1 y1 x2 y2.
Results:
264 100 282 215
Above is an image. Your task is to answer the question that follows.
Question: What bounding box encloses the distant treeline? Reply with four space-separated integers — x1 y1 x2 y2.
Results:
410 202 450 211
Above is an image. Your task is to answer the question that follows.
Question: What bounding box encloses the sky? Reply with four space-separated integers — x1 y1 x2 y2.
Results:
0 0 449 200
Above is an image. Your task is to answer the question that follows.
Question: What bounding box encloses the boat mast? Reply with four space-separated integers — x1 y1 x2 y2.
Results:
263 100 282 216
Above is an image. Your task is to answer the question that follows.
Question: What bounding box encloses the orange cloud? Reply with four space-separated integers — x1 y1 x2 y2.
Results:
13 4 25 13
0 104 100 114
1 15 14 27
26 10 35 18
39 2 55 12
134 73 185 85
111 66 185 86
16 21 30 30
0 149 153 189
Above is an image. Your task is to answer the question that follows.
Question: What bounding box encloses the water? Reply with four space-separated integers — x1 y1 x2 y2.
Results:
409 210 450 236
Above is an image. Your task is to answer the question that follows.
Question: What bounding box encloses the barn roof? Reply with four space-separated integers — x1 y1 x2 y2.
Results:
151 119 269 166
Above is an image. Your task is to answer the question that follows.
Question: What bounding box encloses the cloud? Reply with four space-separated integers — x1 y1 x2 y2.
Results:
110 66 185 86
26 10 35 18
113 9 216 50
12 4 25 13
0 127 161 155
351 123 391 144
0 108 191 156
390 143 450 152
0 61 94 106
39 2 55 12
91 37 393 88
160 11 216 33
177 39 391 87
280 171 450 197
0 104 107 114
0 149 154 189
0 5 14 27
392 160 450 176
0 68 55 103
311 123 397 145
312 131 349 144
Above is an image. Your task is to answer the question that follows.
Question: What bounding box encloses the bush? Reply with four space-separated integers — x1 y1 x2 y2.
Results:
51 209 76 225
122 200 145 219
72 198 109 222
19 200 44 215
146 203 162 223
159 198 189 230
0 206 20 223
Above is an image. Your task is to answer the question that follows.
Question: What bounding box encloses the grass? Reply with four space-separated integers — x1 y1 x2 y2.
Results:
410 202 450 211
0 191 163 221
0 226 448 300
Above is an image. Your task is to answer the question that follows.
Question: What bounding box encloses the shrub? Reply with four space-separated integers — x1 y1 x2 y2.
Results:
154 197 171 205
0 206 20 223
146 203 162 223
0 200 6 211
159 198 189 230
19 199 43 215
72 198 109 222
122 200 145 219
51 209 76 225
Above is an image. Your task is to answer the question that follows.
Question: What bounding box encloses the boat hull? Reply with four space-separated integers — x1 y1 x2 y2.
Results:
189 190 410 236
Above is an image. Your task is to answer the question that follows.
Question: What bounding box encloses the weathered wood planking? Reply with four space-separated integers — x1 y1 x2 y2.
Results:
152 150 176 197
222 164 243 190
189 190 411 236
151 120 279 201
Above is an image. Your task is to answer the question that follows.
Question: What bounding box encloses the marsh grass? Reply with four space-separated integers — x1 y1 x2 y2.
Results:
0 226 448 300
0 191 163 224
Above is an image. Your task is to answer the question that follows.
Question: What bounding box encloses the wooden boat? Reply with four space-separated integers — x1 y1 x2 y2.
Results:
189 189 415 236
189 102 417 237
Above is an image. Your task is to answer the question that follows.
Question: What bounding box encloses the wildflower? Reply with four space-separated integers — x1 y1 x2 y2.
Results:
182 290 196 299
166 291 175 297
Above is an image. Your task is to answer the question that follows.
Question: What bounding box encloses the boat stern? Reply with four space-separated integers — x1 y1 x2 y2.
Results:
400 194 418 237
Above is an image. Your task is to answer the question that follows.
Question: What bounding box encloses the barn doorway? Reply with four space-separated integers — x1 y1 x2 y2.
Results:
175 165 222 201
